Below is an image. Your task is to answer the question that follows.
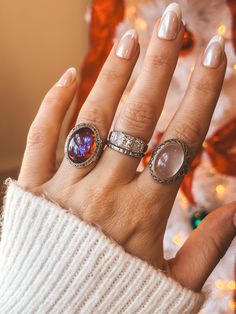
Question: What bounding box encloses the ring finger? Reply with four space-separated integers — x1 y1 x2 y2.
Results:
139 34 227 219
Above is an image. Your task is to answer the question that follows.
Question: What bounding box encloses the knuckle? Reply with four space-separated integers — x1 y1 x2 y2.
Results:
198 226 227 260
79 105 108 135
190 77 215 95
27 124 47 147
171 120 203 150
80 185 116 223
210 236 227 259
42 93 59 108
144 53 171 71
100 67 124 83
121 98 155 132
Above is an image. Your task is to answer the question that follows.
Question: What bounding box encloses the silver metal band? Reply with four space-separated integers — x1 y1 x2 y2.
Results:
107 131 148 158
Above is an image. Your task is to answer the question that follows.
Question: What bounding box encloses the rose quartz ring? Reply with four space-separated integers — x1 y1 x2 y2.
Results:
64 123 104 168
149 139 190 184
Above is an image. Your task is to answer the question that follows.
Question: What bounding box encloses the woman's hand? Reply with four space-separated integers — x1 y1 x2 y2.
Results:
18 4 235 293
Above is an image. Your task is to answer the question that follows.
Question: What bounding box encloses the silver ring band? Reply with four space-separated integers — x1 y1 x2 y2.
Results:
149 138 190 184
107 131 148 158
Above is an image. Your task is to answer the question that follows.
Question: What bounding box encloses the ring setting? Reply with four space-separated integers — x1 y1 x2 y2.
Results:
107 131 148 158
64 123 104 168
149 139 190 184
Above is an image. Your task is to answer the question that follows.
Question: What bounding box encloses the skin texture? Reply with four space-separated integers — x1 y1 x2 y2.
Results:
18 13 236 293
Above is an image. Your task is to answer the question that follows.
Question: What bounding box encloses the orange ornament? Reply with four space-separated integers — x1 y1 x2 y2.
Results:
180 28 195 56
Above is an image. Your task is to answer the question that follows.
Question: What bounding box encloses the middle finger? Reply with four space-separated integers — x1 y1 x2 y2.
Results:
99 3 184 182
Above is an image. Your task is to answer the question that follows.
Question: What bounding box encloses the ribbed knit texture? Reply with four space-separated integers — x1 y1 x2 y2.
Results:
0 182 204 314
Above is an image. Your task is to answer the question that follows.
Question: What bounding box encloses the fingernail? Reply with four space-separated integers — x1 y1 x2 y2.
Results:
116 29 138 60
203 35 225 68
56 67 77 87
157 2 182 40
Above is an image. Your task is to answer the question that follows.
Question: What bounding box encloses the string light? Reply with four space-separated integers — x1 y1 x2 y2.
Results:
215 280 236 290
180 195 189 210
227 280 236 290
233 64 236 71
172 233 185 246
215 184 226 196
228 300 236 310
126 5 136 18
135 18 147 30
215 280 225 290
217 24 226 35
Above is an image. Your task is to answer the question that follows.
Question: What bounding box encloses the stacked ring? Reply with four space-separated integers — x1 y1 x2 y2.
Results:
149 139 190 184
64 123 104 168
107 131 148 158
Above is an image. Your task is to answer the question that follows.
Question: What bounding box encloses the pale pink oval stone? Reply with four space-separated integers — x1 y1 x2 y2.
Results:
154 142 184 179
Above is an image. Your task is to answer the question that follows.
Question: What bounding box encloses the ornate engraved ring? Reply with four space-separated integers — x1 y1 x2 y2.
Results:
107 131 148 158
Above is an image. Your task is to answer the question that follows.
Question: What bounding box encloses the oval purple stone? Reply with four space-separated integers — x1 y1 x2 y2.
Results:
67 127 96 164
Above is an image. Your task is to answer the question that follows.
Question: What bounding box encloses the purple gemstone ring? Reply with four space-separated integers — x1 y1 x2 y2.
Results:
64 123 104 168
149 139 190 184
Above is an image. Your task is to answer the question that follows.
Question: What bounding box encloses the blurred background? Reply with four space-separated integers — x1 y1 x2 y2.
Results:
0 0 235 312
0 0 89 183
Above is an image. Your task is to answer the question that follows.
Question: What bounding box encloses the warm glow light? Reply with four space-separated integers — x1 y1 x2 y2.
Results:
215 184 225 196
228 300 236 310
215 280 236 290
135 18 147 30
172 233 185 246
233 64 236 71
180 195 188 210
215 280 225 290
126 5 136 18
217 24 226 35
227 280 236 290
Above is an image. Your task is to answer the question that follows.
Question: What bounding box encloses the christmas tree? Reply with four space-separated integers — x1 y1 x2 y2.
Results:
75 1 236 312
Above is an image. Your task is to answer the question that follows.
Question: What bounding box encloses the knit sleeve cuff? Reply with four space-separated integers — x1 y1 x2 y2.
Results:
0 181 204 313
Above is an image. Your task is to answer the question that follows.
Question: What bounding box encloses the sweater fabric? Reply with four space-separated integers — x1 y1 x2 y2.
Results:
0 181 204 314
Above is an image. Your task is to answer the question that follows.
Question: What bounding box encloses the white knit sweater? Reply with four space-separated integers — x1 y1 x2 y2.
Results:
0 181 204 314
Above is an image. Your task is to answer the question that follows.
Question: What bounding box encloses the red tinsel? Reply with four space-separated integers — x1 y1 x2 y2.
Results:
69 0 125 129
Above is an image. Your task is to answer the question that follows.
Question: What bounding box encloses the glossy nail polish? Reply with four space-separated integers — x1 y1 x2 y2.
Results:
116 29 138 60
203 35 225 68
157 2 182 40
57 67 77 87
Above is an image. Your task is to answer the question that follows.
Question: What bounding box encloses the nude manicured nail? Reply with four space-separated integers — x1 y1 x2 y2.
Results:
203 35 225 68
157 2 182 40
56 67 77 87
116 29 138 60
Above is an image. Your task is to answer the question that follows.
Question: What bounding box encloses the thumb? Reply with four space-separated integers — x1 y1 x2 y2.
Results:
167 202 236 292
